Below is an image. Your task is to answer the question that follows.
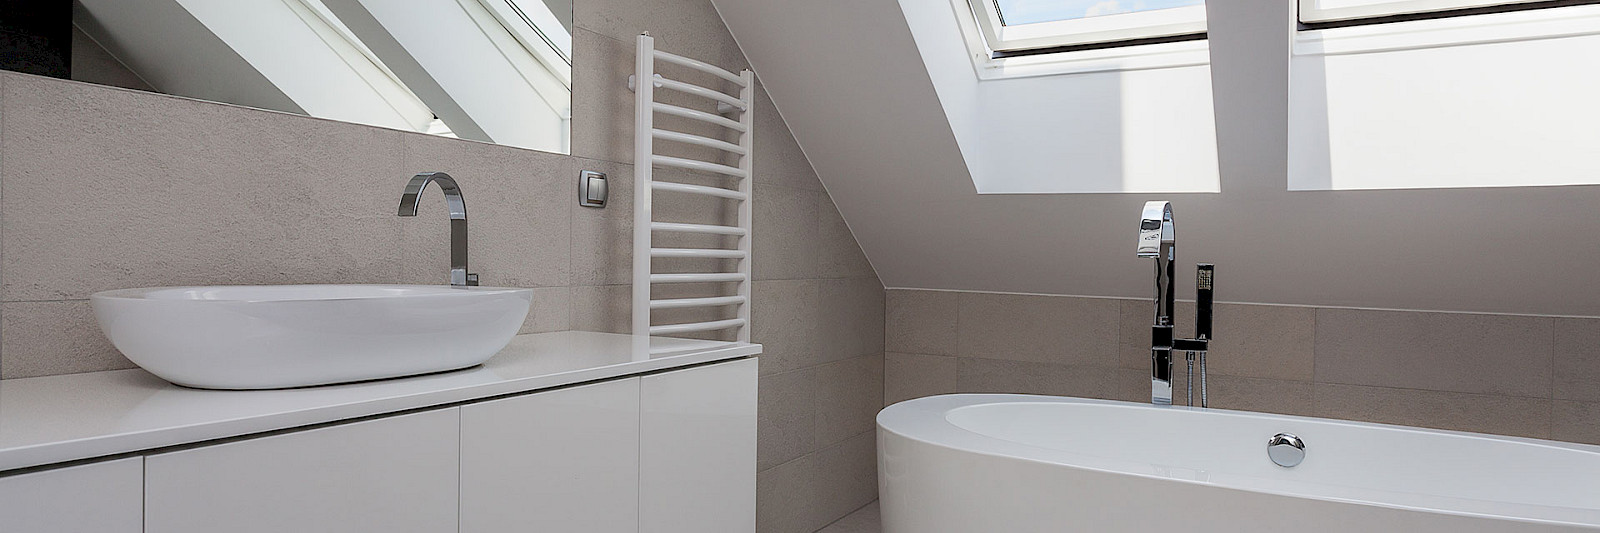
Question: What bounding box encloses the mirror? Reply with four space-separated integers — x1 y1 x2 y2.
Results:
1 0 572 153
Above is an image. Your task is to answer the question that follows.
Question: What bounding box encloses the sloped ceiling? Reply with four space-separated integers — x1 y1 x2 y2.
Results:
710 0 1600 316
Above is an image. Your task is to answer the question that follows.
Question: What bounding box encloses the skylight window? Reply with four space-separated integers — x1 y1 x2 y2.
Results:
995 0 1205 26
971 0 1207 55
1300 0 1591 25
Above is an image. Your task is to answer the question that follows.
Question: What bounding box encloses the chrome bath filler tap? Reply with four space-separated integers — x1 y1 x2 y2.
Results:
1137 201 1214 407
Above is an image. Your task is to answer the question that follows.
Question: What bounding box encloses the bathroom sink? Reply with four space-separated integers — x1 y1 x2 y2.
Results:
90 285 533 390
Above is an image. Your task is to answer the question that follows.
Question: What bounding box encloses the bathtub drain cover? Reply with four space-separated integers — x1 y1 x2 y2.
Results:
1268 433 1306 467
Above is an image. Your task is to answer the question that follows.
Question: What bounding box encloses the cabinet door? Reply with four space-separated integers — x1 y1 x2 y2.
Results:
460 377 641 533
0 457 143 533
145 408 459 533
640 358 758 533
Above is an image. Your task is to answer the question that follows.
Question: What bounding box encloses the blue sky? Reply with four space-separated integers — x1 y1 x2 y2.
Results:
994 0 1204 25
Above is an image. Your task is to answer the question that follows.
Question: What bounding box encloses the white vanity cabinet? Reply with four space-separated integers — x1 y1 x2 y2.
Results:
0 457 143 532
0 345 758 533
640 358 758 533
144 408 461 533
460 358 759 533
460 378 642 533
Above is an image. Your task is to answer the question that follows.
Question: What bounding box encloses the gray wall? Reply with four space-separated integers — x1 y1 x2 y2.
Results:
0 0 882 530
887 288 1600 445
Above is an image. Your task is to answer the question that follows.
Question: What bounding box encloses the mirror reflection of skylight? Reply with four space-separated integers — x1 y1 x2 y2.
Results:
994 0 1206 26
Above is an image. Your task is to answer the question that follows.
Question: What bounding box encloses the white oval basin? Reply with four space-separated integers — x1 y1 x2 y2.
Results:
90 285 533 390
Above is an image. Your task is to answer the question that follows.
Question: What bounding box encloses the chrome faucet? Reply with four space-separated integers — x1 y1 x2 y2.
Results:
1136 201 1213 406
398 172 478 287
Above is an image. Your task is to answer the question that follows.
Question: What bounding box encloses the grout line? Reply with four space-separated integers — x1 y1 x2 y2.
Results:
883 287 1600 320
1313 379 1555 402
1310 307 1321 387
815 499 879 533
1 72 5 382
456 409 463 532
1549 316 1558 402
1549 317 1559 432
635 378 645 533
140 456 147 528
2 298 93 304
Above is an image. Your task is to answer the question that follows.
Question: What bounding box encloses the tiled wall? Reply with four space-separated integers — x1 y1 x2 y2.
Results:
886 289 1600 445
0 0 883 530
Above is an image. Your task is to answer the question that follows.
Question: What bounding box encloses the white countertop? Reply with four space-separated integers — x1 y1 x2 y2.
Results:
0 331 761 472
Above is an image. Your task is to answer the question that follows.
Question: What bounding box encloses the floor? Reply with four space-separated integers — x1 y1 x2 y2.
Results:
818 501 881 533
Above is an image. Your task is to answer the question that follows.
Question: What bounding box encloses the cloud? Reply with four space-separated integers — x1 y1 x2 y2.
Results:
998 0 1195 24
1084 1 1132 16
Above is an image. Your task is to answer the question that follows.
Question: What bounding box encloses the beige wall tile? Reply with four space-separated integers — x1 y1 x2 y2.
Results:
886 289 958 356
1 75 407 301
1118 298 1153 370
1 301 131 379
1109 366 1313 412
752 185 820 281
569 284 632 334
756 453 821 533
0 74 3 379
1110 367 1155 404
1200 375 1315 417
522 286 573 334
753 85 824 193
1314 308 1553 398
574 0 748 74
818 501 880 533
570 159 633 286
815 354 884 447
956 357 1113 399
958 292 1117 366
1312 383 1551 439
814 431 878 529
1552 401 1600 446
959 292 1066 363
759 369 818 470
1555 318 1600 403
885 352 957 406
750 279 822 375
818 199 875 280
819 278 885 363
568 29 634 164
1206 303 1315 381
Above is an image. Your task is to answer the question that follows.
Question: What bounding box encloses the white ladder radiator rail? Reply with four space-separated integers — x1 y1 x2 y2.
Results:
631 33 754 349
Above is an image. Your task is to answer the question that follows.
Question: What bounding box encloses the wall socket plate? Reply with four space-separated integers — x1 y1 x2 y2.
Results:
579 170 607 208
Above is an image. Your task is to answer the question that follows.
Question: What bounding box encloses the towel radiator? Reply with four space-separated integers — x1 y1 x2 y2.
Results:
630 33 754 344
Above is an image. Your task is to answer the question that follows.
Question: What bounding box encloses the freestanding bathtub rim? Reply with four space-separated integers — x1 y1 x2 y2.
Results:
878 394 1600 530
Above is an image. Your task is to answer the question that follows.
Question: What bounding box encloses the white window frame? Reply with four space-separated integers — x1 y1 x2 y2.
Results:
1300 0 1553 23
951 0 1211 80
286 0 438 133
971 1 1207 52
456 0 572 119
473 0 571 85
1294 1 1600 56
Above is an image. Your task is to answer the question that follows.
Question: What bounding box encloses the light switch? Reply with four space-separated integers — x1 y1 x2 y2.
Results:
579 170 607 207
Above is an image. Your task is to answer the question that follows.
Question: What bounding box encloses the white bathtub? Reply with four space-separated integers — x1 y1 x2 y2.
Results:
878 394 1600 532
